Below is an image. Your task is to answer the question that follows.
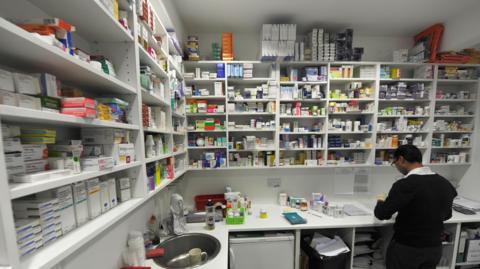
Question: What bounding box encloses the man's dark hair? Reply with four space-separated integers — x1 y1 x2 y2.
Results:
393 144 423 163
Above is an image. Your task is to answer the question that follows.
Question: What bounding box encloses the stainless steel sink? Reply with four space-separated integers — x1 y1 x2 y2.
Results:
153 233 221 268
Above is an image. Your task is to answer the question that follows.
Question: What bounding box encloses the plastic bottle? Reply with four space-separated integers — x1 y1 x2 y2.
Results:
205 199 215 230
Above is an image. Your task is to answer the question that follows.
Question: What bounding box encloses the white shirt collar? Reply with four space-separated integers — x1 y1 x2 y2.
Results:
404 166 435 178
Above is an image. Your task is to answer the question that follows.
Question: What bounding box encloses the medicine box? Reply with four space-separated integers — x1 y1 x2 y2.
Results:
54 185 77 234
5 151 24 168
17 94 41 110
86 178 102 219
0 68 15 92
3 138 23 153
103 143 135 165
24 159 49 174
61 97 96 109
12 169 72 183
99 181 110 213
72 182 89 226
81 157 114 171
0 89 18 106
22 144 48 161
116 177 131 202
466 239 480 262
107 178 118 208
2 124 21 138
81 128 127 145
13 73 41 95
37 73 60 98
61 107 97 118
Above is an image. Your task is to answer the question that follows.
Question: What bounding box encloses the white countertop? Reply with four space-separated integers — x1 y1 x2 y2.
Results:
146 201 480 269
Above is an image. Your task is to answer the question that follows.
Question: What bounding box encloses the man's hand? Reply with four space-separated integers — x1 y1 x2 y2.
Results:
376 193 386 202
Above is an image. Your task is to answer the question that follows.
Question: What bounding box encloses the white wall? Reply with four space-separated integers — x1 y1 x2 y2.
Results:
190 32 412 61
441 5 480 51
180 166 460 208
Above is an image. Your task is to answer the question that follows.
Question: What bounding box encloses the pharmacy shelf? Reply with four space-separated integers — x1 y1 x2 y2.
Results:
279 131 325 135
143 128 171 134
172 131 186 136
186 113 226 116
431 146 472 149
229 148 276 152
328 131 373 134
228 112 276 116
228 99 276 103
377 115 430 118
437 79 479 83
279 115 327 119
380 78 434 82
0 18 137 95
186 95 226 100
145 154 172 163
432 130 473 134
187 146 227 150
0 106 139 130
435 99 477 102
327 147 372 151
433 114 475 118
185 78 225 83
141 88 170 107
455 261 480 266
172 151 187 156
280 99 327 102
330 78 376 82
138 45 168 79
227 78 273 84
172 111 186 118
10 161 142 200
428 162 472 166
28 0 133 42
329 112 374 115
145 169 186 199
376 147 428 150
20 197 144 269
188 167 229 171
279 148 325 151
329 99 375 102
378 99 430 102
187 130 226 133
376 131 429 134
168 56 184 80
228 129 276 132
279 81 327 85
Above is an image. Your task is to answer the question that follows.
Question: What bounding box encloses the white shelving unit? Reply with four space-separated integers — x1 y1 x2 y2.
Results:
184 61 479 169
0 1 187 268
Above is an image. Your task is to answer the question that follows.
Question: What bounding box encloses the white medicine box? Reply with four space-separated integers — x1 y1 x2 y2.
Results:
72 182 89 226
86 178 101 219
54 186 77 234
466 239 480 262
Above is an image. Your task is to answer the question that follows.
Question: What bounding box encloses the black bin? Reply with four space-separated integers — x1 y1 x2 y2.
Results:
301 236 349 269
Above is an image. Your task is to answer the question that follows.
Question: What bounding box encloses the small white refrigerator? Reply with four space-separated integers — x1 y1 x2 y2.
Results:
229 232 295 269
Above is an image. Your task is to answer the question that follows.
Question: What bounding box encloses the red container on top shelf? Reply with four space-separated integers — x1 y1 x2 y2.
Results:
194 194 225 211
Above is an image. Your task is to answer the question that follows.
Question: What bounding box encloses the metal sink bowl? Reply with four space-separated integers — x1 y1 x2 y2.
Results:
153 233 221 268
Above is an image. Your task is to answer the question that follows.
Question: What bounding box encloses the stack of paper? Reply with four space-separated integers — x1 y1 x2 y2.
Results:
454 196 480 212
310 233 350 257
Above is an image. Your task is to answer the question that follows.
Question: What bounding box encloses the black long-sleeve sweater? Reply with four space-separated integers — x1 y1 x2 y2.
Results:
374 173 457 247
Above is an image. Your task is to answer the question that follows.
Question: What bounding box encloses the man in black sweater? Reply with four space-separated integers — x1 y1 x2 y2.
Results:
374 145 457 269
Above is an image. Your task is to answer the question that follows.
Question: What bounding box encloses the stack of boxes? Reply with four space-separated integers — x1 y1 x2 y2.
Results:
3 125 25 180
212 42 221 60
222 32 234 61
13 198 62 256
81 128 135 169
61 97 97 118
243 63 253 79
186 35 200 61
261 24 296 60
142 104 167 130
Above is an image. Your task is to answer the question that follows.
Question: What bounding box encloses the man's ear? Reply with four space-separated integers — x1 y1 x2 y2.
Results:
397 156 405 164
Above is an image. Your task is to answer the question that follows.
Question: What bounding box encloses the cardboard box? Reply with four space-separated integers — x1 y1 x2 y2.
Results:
17 94 41 110
22 144 48 161
40 96 61 111
2 124 21 138
465 239 480 262
116 177 131 202
0 89 18 106
54 185 77 234
81 128 127 145
99 181 110 213
37 73 60 98
107 178 117 207
81 157 114 171
3 138 23 153
72 182 89 226
0 68 15 92
86 178 101 219
13 73 41 95
103 143 135 165
24 159 49 173
5 152 24 168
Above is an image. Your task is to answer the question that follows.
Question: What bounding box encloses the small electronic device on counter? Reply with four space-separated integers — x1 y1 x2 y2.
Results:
283 212 307 225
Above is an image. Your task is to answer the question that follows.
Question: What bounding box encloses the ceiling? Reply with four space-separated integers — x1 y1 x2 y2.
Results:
171 0 480 36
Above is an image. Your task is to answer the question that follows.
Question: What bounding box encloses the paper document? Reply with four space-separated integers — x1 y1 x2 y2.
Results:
454 196 480 211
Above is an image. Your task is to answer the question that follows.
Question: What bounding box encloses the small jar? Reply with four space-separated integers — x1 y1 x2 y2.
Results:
300 199 308 211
